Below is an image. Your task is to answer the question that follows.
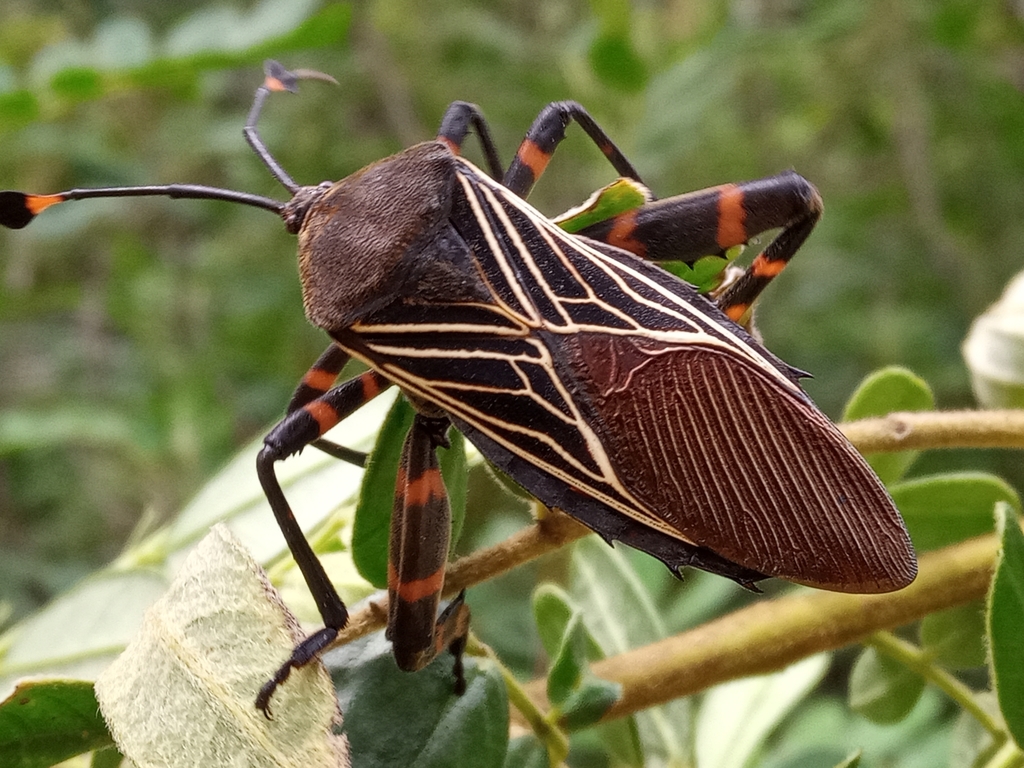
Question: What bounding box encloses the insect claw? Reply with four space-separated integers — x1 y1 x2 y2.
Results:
263 60 338 93
290 68 340 87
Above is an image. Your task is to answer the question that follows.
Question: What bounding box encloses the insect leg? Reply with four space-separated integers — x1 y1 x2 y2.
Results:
286 344 370 466
436 101 505 180
255 368 393 716
503 101 644 196
387 413 470 691
575 171 823 323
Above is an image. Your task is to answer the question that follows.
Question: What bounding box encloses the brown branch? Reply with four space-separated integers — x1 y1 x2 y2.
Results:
519 533 998 723
840 410 1024 452
331 409 1021 663
332 508 591 647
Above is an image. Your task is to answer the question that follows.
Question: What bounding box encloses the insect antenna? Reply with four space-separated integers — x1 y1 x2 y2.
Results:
244 59 338 193
0 60 336 231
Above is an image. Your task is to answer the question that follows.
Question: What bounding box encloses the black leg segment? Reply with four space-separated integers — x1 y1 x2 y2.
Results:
575 170 823 322
503 101 645 197
436 101 505 180
255 368 392 716
386 414 470 689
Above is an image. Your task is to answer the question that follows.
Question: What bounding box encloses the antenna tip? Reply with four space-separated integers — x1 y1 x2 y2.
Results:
0 191 63 229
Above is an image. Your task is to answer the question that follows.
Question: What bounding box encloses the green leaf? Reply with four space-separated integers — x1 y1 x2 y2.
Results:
919 602 987 669
20 3 351 106
94 526 348 767
0 406 140 456
0 570 169 690
695 654 829 768
0 90 39 126
661 250 738 294
890 472 1021 552
570 537 668 654
547 614 590 706
503 735 549 768
532 584 576 660
49 67 103 99
559 676 621 730
90 745 125 768
587 28 648 93
848 646 925 724
987 502 1024 749
353 397 415 588
0 680 112 768
532 584 602 663
593 717 644 768
833 751 862 768
164 0 321 56
331 633 508 768
280 2 353 50
553 178 651 234
587 0 646 93
842 366 934 420
531 587 637 760
841 367 934 485
570 538 685 765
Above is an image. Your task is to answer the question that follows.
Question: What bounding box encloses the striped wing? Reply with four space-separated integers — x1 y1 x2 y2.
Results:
335 156 916 593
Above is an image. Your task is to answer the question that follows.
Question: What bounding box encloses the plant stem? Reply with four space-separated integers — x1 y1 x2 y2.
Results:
842 410 1024 452
985 738 1024 768
867 631 1005 741
467 634 570 764
517 534 998 723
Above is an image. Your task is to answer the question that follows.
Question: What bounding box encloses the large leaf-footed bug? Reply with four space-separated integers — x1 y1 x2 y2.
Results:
0 61 916 716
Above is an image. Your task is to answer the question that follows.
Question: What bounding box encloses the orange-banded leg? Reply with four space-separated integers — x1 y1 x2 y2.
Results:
436 101 505 180
255 367 393 717
503 101 644 197
386 413 470 692
575 171 823 323
286 344 373 467
441 99 821 322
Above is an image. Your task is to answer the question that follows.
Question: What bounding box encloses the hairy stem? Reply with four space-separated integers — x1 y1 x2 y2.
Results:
841 410 1024 452
468 635 570 763
867 631 1006 742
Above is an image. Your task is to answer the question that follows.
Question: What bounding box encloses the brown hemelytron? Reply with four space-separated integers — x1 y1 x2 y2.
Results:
0 60 917 716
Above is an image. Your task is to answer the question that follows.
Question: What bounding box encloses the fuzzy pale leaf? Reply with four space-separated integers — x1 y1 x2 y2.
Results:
95 525 348 768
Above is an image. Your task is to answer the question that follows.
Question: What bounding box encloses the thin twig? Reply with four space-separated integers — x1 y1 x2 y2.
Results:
468 635 570 763
867 631 1007 743
331 508 590 647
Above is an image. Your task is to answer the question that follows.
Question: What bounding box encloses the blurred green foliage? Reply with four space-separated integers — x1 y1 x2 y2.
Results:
0 0 1022 671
